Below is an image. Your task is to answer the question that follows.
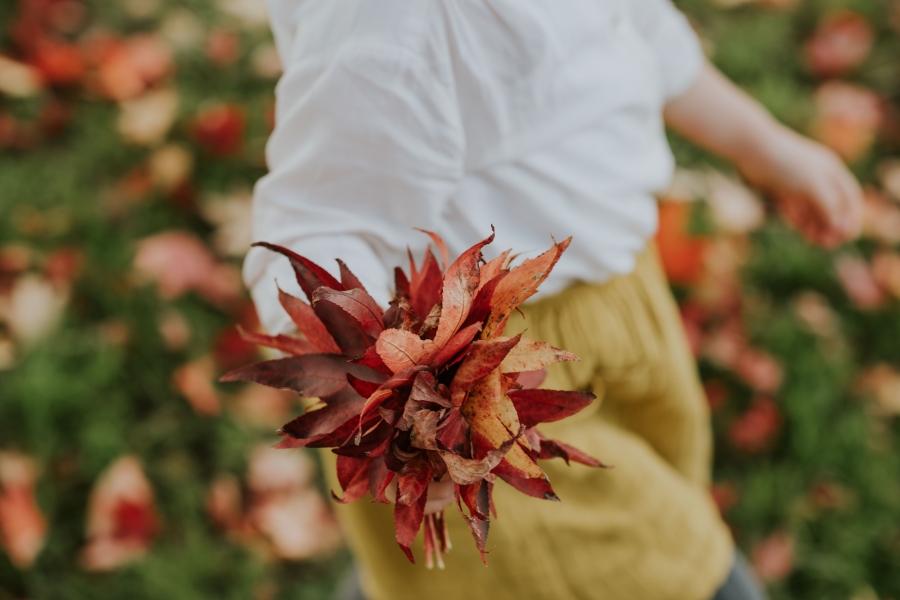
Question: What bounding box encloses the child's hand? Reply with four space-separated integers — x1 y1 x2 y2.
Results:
385 475 456 515
738 127 864 248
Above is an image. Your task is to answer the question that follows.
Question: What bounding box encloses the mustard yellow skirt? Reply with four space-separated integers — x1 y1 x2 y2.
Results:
322 244 733 600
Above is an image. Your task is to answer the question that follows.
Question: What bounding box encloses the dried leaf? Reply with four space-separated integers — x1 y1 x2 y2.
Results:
277 288 341 354
536 432 608 468
414 229 450 270
450 335 522 402
220 354 383 397
253 242 343 301
482 238 571 338
312 292 377 357
237 326 318 356
376 329 435 373
313 287 384 338
433 232 495 349
332 455 370 504
279 387 366 441
499 338 579 373
508 389 596 429
428 322 482 368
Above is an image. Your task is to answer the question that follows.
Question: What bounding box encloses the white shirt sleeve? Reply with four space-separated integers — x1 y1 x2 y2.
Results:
624 0 706 100
244 38 464 335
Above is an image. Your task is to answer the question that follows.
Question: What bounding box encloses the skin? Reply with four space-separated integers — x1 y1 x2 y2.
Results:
664 62 864 247
403 61 865 517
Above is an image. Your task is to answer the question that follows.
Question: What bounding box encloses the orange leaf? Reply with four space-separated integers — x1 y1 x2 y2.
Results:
433 231 495 349
375 329 435 374
499 337 579 373
482 237 570 338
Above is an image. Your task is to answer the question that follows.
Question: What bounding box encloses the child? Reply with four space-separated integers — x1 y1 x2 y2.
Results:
244 1 863 599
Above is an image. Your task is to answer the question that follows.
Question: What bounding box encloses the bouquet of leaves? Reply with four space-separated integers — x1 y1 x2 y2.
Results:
222 230 606 567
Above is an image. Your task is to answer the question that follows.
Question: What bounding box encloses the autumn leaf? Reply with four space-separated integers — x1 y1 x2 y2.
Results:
482 237 571 338
433 231 495 349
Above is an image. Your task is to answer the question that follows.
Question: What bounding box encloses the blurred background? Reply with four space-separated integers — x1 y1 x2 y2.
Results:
1 0 900 598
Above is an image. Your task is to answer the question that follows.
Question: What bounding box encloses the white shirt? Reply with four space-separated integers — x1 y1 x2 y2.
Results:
246 0 704 335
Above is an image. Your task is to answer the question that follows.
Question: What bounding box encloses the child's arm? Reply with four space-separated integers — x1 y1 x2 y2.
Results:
663 62 864 248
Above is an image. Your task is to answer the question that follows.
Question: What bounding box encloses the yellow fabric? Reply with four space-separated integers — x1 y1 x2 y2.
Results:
321 244 733 600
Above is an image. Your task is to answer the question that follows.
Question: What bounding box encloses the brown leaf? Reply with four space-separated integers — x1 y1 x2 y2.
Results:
220 354 383 397
410 410 442 451
433 231 495 349
450 335 522 403
237 326 318 356
536 433 608 468
279 387 366 441
499 338 579 373
440 435 517 485
312 287 384 338
495 462 559 502
482 237 571 338
277 288 341 354
410 372 454 408
253 242 343 301
508 389 596 429
312 293 377 358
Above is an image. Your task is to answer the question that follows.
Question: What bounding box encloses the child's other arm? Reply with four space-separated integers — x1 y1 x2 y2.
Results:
663 62 864 248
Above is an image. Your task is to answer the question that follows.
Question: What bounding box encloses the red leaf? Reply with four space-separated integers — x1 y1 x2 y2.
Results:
332 455 370 504
313 287 385 338
410 249 443 323
536 433 608 468
454 483 490 564
433 231 496 349
312 294 377 358
450 335 522 401
494 461 559 502
507 389 596 429
336 259 365 293
462 272 506 329
482 237 571 338
253 242 343 301
346 373 382 400
428 322 482 369
237 326 319 356
394 488 428 564
435 409 470 455
368 458 394 503
277 288 341 354
394 267 410 298
414 229 450 270
354 346 392 376
457 481 489 521
279 387 366 440
397 455 433 506
220 354 383 397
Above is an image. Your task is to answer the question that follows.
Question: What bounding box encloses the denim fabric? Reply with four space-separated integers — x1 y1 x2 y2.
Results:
337 553 769 600
712 554 769 600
